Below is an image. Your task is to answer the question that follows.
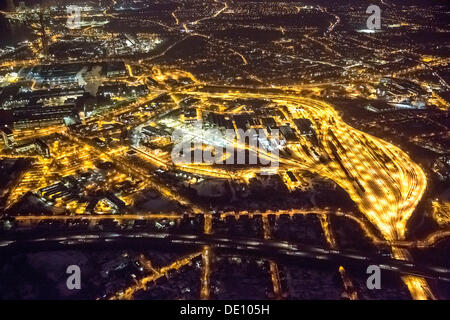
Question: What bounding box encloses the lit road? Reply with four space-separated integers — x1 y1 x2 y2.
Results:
1 231 449 284
11 210 450 249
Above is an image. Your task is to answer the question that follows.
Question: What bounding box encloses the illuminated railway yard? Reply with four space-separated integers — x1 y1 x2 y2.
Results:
0 0 449 302
0 82 445 300
164 87 434 299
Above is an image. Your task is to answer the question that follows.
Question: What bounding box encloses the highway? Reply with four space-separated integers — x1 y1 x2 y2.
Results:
11 211 450 249
0 231 449 284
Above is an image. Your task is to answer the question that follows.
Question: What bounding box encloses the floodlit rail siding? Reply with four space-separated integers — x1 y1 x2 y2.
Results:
179 89 431 299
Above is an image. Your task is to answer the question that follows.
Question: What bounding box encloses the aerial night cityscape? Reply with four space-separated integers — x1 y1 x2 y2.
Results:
0 0 449 307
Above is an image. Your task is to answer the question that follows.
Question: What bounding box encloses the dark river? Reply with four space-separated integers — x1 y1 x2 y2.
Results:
0 15 33 47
